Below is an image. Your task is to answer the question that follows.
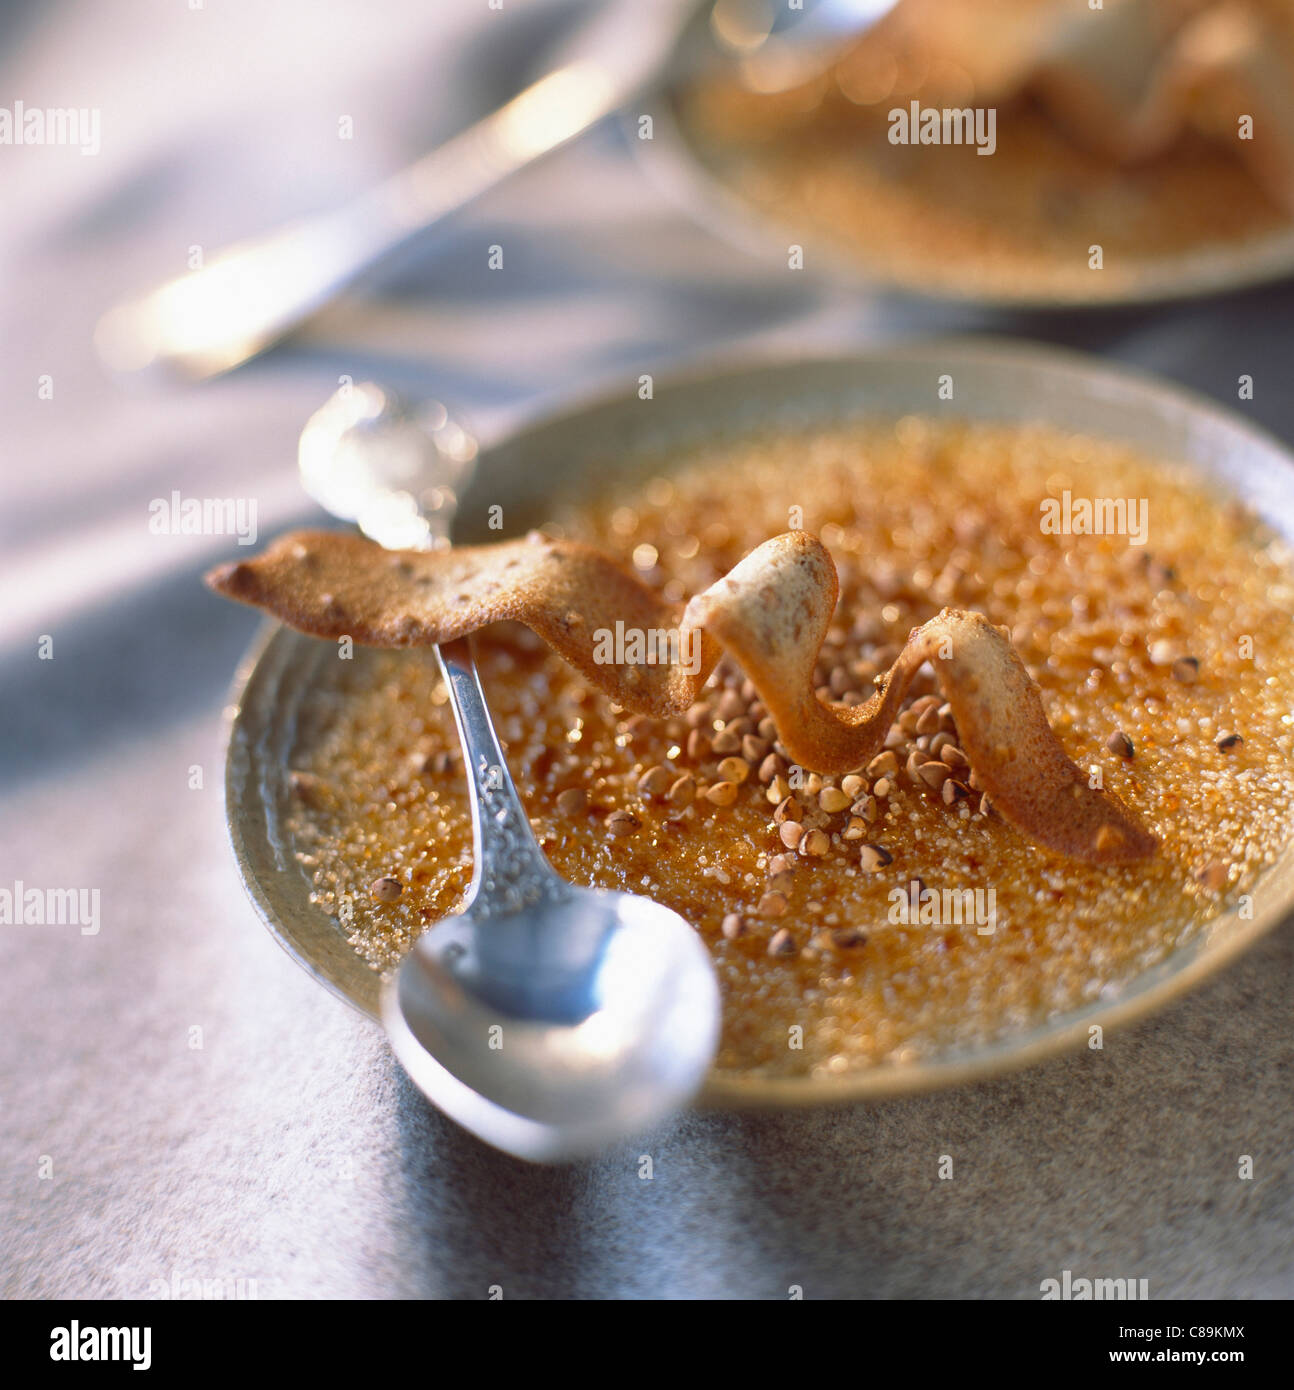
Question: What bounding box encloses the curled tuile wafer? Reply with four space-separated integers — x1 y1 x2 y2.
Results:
208 528 1157 865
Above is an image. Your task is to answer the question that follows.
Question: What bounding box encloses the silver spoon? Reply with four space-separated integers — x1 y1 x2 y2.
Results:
298 382 721 1161
95 0 892 382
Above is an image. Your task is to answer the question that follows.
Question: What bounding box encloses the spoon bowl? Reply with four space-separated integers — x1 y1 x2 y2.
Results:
381 632 720 1161
384 884 720 1161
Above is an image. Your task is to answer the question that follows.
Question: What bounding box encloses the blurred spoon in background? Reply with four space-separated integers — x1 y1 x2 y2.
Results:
95 0 893 383
712 0 895 95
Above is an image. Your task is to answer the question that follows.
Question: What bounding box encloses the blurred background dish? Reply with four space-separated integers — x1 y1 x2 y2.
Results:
653 0 1294 305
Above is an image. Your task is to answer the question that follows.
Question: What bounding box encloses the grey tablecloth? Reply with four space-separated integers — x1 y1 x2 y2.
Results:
2 0 1292 1300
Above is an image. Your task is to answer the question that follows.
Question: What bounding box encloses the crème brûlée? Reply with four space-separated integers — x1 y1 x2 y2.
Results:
208 418 1294 1080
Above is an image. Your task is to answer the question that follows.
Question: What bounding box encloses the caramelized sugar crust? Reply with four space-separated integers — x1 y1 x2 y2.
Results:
284 418 1294 1078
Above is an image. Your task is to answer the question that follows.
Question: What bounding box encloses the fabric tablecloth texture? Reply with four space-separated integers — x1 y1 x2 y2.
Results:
2 0 1291 1299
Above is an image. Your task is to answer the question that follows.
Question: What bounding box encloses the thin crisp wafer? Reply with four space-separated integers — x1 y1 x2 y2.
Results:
207 528 1157 864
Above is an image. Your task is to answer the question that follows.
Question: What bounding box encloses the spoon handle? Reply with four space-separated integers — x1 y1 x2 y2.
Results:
96 2 697 382
435 636 562 914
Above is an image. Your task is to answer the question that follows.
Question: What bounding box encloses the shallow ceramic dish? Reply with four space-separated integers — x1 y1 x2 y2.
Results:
632 12 1294 308
223 338 1294 1106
